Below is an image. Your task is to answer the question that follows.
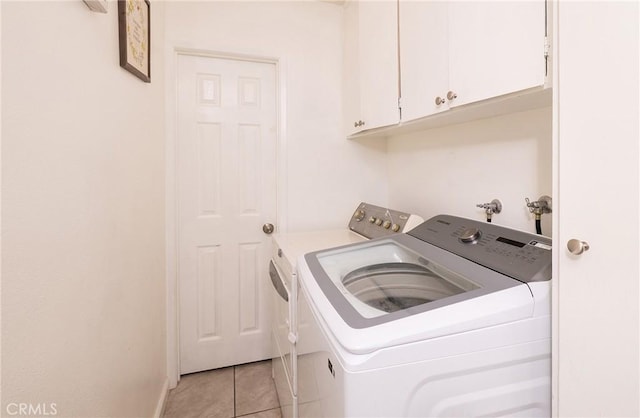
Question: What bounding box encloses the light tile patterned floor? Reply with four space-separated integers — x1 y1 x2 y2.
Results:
163 360 281 418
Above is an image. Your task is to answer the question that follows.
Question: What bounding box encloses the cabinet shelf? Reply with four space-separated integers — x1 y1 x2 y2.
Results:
347 86 552 140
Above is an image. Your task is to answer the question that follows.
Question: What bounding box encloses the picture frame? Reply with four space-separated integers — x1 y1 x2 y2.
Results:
118 0 150 83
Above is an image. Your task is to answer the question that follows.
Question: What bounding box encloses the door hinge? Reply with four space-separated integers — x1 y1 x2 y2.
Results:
544 36 550 58
544 36 550 77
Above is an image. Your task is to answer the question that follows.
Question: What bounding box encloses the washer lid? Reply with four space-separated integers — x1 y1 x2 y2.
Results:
301 233 535 353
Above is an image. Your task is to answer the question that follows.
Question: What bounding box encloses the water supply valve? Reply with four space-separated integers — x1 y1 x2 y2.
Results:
476 199 502 222
525 195 552 220
526 195 552 235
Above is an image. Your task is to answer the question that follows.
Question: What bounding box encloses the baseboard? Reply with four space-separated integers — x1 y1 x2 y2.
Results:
153 377 170 418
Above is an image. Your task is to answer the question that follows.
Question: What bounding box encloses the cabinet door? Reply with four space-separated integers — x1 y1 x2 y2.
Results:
343 0 361 137
358 0 399 131
554 1 639 415
448 1 546 108
399 0 448 121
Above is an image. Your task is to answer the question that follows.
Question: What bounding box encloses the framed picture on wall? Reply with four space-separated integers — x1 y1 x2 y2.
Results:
118 0 150 82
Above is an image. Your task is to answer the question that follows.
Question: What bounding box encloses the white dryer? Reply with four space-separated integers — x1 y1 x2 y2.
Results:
296 214 552 417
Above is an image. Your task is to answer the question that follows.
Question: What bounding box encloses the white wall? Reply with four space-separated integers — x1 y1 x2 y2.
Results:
2 1 167 416
387 107 552 235
165 1 388 232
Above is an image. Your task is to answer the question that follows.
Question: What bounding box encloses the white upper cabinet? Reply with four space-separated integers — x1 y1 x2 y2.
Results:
343 0 362 136
347 0 548 137
448 1 547 108
398 0 548 124
345 0 399 135
398 1 449 122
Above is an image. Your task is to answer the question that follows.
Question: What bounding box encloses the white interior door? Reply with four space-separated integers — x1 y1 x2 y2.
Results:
177 54 277 374
554 2 639 416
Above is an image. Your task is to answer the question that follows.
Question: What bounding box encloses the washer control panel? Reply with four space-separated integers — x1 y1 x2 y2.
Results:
408 214 552 283
348 202 424 239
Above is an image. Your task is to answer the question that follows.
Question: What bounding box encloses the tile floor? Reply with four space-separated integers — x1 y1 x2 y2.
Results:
163 360 281 418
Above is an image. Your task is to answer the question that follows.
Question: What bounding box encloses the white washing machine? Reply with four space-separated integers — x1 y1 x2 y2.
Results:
269 203 424 418
296 214 552 417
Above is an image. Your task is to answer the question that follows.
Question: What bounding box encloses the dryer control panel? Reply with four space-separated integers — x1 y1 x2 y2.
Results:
348 202 424 239
408 214 552 283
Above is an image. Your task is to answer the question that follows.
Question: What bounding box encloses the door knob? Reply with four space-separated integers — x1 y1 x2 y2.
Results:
567 239 590 255
262 223 275 234
447 90 457 101
435 96 445 105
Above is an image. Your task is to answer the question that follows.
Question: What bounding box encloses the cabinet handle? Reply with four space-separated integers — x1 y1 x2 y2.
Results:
435 96 445 106
354 120 365 128
447 91 457 101
567 239 590 255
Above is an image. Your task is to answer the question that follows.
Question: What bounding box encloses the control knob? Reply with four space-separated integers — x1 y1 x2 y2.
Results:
368 216 376 223
382 220 391 229
459 227 481 243
391 224 400 232
353 209 365 222
375 218 383 226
